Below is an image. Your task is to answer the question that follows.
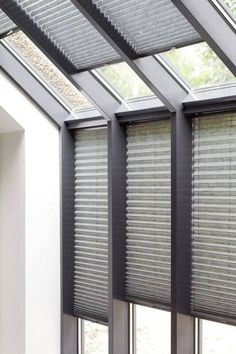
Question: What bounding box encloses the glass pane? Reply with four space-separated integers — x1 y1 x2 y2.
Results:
160 42 236 90
97 62 154 100
5 31 92 110
83 320 108 354
220 0 236 17
202 320 236 354
135 305 170 354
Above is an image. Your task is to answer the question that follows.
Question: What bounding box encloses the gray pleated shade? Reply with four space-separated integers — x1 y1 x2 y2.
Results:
7 0 202 70
74 128 108 323
92 0 201 54
192 113 236 321
15 0 119 70
0 10 15 36
125 120 171 308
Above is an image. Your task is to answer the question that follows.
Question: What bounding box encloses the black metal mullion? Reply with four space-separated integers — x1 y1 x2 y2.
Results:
61 125 78 354
171 107 195 354
108 119 129 354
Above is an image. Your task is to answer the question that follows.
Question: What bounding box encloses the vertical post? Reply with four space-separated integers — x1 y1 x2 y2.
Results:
108 118 129 354
81 320 85 354
171 108 194 354
198 320 203 354
132 304 137 354
61 124 78 354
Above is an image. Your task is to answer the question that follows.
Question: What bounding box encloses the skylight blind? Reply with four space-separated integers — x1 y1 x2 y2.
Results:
192 113 236 321
74 128 108 323
0 10 15 36
93 0 201 55
15 0 119 70
12 0 201 70
125 121 171 308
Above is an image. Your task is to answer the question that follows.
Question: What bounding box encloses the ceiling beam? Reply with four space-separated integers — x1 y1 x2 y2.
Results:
71 0 189 112
171 0 236 77
72 71 121 121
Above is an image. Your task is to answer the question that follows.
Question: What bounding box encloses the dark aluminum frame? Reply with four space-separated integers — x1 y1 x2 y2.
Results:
0 1 236 353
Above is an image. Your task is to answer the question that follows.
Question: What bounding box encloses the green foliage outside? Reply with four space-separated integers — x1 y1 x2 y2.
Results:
163 43 235 90
99 62 153 99
224 0 236 14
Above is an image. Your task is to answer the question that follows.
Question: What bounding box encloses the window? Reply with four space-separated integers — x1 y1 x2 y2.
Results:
135 305 170 354
191 113 236 321
97 62 154 100
219 0 236 18
160 42 236 90
82 320 108 354
202 320 236 354
74 128 108 323
5 31 92 110
125 121 171 308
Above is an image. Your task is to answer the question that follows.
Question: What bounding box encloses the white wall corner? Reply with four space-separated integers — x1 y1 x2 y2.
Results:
0 70 61 354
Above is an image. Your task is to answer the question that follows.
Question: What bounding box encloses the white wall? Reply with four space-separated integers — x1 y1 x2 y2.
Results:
0 70 61 354
0 130 25 354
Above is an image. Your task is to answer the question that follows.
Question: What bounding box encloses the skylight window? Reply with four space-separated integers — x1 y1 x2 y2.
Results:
97 62 154 100
160 42 235 90
5 31 92 110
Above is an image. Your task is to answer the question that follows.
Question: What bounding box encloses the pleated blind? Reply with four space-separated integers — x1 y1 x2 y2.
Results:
93 0 201 55
126 120 171 308
15 0 119 70
74 128 108 323
0 10 15 36
192 113 236 321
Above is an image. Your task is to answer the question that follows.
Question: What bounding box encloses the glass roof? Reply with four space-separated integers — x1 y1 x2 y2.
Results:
97 62 154 100
0 1 235 111
160 42 236 90
0 0 202 71
5 31 92 110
